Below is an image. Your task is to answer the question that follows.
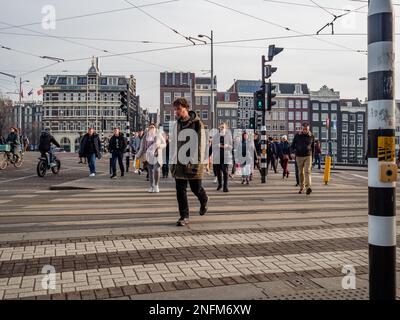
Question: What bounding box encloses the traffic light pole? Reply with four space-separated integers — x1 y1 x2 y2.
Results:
260 55 267 183
368 0 396 300
125 85 131 172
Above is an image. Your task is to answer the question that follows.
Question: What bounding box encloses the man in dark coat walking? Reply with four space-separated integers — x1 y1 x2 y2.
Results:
79 127 102 177
109 128 127 178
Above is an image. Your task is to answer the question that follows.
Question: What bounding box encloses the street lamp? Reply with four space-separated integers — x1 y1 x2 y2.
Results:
19 79 30 135
198 31 215 129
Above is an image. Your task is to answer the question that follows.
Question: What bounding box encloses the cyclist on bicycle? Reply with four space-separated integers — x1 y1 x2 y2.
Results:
39 127 60 166
6 127 21 160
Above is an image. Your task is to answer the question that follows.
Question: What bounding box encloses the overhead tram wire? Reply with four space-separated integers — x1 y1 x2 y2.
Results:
263 0 368 14
0 20 176 70
0 0 180 31
123 0 202 45
309 0 336 16
205 0 366 54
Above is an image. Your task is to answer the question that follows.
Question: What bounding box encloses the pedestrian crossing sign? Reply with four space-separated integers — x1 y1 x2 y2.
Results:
377 136 395 162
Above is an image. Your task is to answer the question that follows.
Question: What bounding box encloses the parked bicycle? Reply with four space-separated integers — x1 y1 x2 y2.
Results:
37 147 61 177
0 144 23 170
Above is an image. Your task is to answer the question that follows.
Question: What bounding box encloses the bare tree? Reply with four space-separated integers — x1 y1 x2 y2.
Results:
0 92 14 138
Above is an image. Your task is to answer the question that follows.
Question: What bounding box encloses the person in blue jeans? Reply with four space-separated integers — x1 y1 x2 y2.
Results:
79 127 102 177
313 140 322 170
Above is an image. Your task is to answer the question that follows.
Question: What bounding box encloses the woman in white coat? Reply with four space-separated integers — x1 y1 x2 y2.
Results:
136 123 166 193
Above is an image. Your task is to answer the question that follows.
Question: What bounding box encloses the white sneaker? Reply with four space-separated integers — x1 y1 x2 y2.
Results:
148 187 154 193
153 186 160 193
213 177 218 183
89 173 95 177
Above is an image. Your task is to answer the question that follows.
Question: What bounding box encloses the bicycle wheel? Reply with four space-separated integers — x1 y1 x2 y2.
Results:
37 160 47 177
51 159 61 174
0 154 7 170
13 153 23 168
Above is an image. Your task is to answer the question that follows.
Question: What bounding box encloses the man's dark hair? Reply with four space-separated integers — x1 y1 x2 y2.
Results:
173 97 190 110
302 122 309 127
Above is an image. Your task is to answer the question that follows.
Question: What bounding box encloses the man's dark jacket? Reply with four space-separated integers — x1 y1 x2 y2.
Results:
80 133 102 159
291 131 315 157
109 133 127 153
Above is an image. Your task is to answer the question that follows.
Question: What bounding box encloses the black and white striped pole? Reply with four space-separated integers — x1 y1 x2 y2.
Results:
368 0 396 300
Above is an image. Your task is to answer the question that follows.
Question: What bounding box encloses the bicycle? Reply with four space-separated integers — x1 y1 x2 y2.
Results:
0 144 23 170
37 148 61 177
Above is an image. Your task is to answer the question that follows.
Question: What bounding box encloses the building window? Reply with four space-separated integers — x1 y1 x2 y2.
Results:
343 123 348 131
349 149 355 159
321 103 329 111
288 123 294 131
357 149 364 158
331 113 337 121
312 103 319 111
295 100 301 108
288 134 294 142
295 84 302 94
164 92 171 105
302 100 308 109
184 92 191 104
279 112 285 121
313 113 319 122
202 96 209 105
357 134 363 147
342 113 348 121
350 114 356 122
225 110 230 117
174 92 181 100
224 93 230 102
295 111 301 120
357 114 364 122
280 124 285 131
349 123 355 132
295 123 302 131
202 111 208 120
272 112 278 120
231 119 236 128
231 110 237 117
331 130 337 140
342 149 348 158
302 112 308 121
218 109 223 116
349 134 355 147
331 103 337 111
312 127 319 139
321 113 328 122
288 100 294 109
357 123 363 132
288 112 294 120
196 96 201 105
321 127 327 140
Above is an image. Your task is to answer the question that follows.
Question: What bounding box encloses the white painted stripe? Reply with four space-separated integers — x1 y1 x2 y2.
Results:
368 0 393 16
368 42 395 73
367 100 395 130
368 158 396 188
0 226 381 262
350 174 368 180
368 215 397 246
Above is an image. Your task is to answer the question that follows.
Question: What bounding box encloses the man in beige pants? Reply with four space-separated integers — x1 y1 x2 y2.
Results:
291 123 315 195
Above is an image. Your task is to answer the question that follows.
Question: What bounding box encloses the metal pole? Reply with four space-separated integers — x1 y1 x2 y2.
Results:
368 0 396 300
19 78 22 133
260 56 267 183
210 30 214 129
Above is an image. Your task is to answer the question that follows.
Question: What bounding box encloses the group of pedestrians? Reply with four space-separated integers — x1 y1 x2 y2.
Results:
75 97 316 227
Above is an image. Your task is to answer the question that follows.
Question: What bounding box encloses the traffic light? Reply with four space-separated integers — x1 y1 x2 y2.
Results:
249 117 255 129
266 82 276 111
267 45 284 62
120 90 128 114
256 114 263 127
254 89 265 112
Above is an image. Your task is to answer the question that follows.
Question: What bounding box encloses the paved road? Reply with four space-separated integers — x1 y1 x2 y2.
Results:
0 154 398 300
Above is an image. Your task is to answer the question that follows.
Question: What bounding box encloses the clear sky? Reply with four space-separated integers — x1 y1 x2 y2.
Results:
0 0 399 112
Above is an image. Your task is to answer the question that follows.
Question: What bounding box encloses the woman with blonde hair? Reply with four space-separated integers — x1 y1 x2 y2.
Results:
136 123 166 193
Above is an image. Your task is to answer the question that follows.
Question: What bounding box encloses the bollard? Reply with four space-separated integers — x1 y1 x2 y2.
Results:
323 156 331 185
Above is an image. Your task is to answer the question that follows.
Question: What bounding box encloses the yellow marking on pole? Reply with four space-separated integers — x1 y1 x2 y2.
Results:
323 156 331 185
377 136 395 162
